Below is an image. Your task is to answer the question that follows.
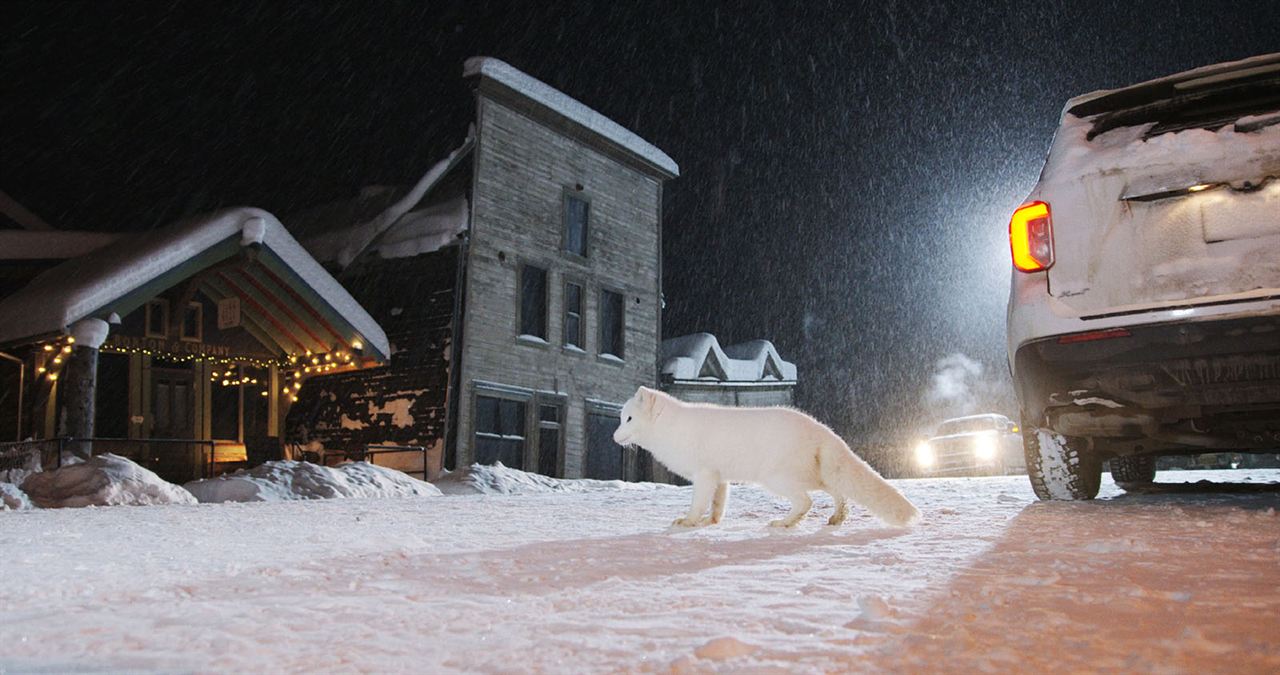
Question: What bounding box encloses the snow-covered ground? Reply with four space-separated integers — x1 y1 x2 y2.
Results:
1 470 1277 673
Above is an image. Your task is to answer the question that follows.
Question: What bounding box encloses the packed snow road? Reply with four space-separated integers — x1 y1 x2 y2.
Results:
1 470 1277 673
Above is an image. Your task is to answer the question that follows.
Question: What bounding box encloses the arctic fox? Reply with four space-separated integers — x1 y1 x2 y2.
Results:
613 387 920 528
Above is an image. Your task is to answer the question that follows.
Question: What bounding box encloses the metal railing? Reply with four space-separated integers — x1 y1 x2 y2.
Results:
0 437 217 484
321 444 429 479
3 438 429 484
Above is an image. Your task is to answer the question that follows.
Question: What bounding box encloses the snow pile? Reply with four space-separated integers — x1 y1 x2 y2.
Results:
20 454 197 508
433 462 664 495
301 143 471 267
1 482 32 510
183 460 442 503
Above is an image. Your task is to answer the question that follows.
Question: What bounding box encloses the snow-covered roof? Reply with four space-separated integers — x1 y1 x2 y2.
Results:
661 333 797 384
464 57 679 178
289 141 473 267
0 230 121 260
1064 52 1280 117
0 207 390 360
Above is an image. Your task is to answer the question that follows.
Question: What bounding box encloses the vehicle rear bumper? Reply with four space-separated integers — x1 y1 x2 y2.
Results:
1011 310 1280 448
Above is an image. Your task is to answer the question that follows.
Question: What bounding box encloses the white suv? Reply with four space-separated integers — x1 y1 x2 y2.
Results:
1007 53 1280 500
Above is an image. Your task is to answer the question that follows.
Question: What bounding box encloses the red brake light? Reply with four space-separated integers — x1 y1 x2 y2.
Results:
1056 328 1131 344
1010 201 1054 272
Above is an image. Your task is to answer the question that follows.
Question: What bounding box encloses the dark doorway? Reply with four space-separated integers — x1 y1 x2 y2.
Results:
536 403 562 477
585 411 623 480
152 368 193 439
94 352 130 438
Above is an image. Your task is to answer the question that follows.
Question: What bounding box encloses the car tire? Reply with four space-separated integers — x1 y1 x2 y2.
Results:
1110 455 1157 490
1021 417 1102 501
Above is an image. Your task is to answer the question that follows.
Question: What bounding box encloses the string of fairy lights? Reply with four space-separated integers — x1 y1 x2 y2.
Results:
34 335 368 405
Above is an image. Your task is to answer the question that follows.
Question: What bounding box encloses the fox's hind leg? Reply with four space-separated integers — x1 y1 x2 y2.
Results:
673 471 718 527
826 490 848 526
710 482 730 524
769 487 813 528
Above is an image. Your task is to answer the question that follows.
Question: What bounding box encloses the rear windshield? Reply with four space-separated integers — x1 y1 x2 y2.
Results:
1071 60 1280 141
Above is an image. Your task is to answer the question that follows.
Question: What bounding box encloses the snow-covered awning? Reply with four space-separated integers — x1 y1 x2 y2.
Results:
661 333 797 384
464 57 679 178
0 208 390 361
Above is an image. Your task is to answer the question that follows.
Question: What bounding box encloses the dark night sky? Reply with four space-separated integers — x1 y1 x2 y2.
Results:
3 1 1278 450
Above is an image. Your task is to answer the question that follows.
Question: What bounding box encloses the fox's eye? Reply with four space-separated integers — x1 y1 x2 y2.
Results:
626 416 633 423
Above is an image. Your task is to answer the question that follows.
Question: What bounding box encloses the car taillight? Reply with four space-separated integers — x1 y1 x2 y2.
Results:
1009 201 1054 272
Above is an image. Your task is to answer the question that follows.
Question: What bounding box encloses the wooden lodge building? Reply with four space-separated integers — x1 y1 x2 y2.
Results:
0 58 679 485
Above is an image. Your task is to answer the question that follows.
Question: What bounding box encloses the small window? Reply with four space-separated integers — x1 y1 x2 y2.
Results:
520 265 548 340
563 282 583 349
599 289 624 359
145 299 169 338
564 193 589 257
180 302 203 342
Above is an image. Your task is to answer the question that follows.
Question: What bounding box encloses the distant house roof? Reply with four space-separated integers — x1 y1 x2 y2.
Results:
0 207 389 361
464 57 680 178
661 333 797 384
286 141 473 268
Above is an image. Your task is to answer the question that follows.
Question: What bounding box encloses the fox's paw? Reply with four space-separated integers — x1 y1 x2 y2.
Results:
827 513 847 526
672 516 702 528
768 518 797 528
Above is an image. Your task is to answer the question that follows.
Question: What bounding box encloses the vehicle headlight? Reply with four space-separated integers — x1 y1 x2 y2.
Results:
973 434 997 462
914 441 935 469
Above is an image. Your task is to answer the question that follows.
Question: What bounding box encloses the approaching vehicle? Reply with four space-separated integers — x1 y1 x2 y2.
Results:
1007 53 1280 500
914 414 1026 477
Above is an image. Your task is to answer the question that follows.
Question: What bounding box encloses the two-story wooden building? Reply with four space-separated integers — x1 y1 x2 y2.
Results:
282 58 679 480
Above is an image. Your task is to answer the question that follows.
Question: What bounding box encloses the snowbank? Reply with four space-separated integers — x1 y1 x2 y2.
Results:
433 462 664 496
183 460 442 503
20 454 197 508
1 482 31 510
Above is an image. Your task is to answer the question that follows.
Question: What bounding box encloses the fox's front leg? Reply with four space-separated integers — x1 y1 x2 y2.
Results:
673 472 718 527
710 482 730 524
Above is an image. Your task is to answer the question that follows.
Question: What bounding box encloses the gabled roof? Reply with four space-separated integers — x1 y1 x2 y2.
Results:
661 333 797 384
464 57 679 178
0 208 389 361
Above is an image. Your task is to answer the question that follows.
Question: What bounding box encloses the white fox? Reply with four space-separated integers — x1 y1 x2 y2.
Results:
613 387 920 528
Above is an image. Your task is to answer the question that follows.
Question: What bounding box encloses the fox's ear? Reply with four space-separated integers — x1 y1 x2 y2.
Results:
639 386 665 418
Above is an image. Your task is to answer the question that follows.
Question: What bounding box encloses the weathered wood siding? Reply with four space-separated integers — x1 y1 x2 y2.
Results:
455 92 662 478
286 247 457 475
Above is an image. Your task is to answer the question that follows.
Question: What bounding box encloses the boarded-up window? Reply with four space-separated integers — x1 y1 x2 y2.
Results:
599 290 624 359
585 411 623 480
563 282 583 349
564 194 589 257
520 265 547 340
475 395 526 469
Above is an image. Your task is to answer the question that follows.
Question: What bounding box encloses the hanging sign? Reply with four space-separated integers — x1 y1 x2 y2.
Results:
217 297 242 329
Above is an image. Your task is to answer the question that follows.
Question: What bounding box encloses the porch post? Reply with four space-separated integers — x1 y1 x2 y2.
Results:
59 318 110 459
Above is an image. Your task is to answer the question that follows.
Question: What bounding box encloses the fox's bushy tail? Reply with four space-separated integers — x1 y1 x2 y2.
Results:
822 441 921 527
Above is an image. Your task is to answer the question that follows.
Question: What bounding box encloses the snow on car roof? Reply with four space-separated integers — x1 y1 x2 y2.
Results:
464 57 679 178
1064 52 1280 118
